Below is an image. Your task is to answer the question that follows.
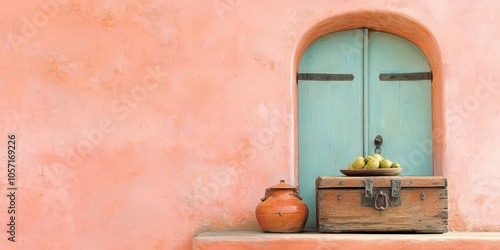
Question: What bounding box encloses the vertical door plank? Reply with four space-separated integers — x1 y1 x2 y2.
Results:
367 31 433 176
362 28 370 156
298 30 364 228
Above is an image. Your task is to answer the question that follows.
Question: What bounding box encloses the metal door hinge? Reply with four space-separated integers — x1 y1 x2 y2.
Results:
379 72 432 81
297 73 354 81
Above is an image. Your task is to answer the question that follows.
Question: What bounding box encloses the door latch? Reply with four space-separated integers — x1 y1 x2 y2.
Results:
362 179 402 209
374 135 383 154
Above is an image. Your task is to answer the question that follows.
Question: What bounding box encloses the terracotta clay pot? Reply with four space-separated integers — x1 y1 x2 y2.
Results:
255 180 309 233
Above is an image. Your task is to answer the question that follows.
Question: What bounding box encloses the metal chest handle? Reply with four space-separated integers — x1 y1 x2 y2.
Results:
362 179 402 209
374 191 389 210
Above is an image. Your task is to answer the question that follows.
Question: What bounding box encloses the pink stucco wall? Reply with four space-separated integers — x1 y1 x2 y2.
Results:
0 0 499 249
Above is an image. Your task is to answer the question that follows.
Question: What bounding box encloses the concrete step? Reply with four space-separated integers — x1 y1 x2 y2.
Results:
193 231 500 250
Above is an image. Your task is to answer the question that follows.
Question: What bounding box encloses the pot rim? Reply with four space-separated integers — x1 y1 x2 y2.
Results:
269 180 297 190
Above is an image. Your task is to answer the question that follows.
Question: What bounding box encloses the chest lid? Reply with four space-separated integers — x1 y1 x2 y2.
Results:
316 176 446 189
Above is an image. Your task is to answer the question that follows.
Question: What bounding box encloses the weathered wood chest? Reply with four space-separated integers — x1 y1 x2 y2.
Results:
316 176 448 233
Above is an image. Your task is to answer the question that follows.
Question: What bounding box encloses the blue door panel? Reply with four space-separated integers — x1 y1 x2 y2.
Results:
298 29 432 229
367 31 433 176
298 30 364 229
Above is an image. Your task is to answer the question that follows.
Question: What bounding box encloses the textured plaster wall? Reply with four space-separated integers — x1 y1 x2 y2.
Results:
0 0 499 249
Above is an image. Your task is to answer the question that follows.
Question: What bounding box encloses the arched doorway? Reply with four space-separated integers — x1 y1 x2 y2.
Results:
298 28 434 229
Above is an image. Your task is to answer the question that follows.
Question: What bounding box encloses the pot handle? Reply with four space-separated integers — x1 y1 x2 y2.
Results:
261 188 272 201
292 189 303 200
260 188 303 201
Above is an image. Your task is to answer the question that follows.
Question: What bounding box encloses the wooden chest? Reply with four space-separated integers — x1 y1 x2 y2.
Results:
316 176 448 233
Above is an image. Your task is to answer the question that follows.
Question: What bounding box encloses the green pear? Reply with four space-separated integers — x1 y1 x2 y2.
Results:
352 158 365 169
380 159 393 168
392 162 401 168
373 153 383 162
366 158 380 169
364 155 373 164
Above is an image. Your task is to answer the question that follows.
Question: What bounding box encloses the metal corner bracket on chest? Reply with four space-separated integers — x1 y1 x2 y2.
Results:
361 179 402 210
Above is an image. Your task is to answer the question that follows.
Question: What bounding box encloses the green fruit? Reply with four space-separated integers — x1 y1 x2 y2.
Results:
366 158 380 169
392 162 401 168
380 159 393 168
352 158 365 169
373 153 383 162
348 164 354 169
364 155 373 164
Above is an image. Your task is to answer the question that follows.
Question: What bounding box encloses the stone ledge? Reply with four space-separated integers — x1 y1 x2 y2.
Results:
193 231 500 250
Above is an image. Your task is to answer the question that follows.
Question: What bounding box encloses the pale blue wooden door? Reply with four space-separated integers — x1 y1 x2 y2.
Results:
298 29 432 229
367 31 432 176
298 30 364 229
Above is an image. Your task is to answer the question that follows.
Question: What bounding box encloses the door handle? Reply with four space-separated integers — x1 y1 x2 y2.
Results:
374 135 383 154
